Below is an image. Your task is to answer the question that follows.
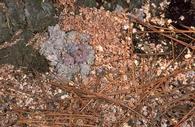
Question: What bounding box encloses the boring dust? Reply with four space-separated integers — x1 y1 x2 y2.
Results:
0 1 195 127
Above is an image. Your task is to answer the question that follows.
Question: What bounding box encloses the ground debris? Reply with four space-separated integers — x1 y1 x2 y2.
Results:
0 1 195 127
